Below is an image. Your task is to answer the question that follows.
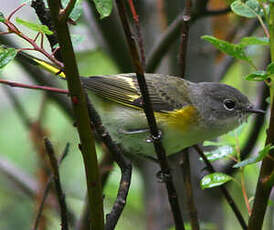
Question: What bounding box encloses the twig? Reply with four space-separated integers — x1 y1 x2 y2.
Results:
193 145 247 230
47 1 105 229
0 79 69 94
127 0 146 68
178 1 200 229
60 0 77 22
44 138 69 230
180 149 200 230
85 95 132 230
115 1 184 229
33 143 70 230
179 0 191 77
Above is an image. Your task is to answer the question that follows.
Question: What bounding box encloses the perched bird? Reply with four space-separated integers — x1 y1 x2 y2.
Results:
17 52 265 157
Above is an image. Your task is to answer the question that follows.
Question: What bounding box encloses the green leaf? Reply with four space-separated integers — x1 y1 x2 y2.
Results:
94 0 113 19
200 173 232 189
62 0 83 21
245 70 269 81
0 47 17 69
15 17 53 35
0 12 5 22
201 35 251 62
239 36 269 47
204 145 234 162
233 144 274 168
231 0 262 18
267 62 274 74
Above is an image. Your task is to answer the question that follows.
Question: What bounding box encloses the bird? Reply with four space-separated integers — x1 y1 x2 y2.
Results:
16 51 265 157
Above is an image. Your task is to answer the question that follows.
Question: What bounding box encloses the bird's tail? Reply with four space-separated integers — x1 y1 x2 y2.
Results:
16 50 66 79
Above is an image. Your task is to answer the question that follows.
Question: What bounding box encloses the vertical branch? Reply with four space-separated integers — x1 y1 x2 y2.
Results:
115 1 185 229
178 2 200 229
44 138 69 230
47 1 105 229
247 4 274 230
127 0 146 68
179 0 192 77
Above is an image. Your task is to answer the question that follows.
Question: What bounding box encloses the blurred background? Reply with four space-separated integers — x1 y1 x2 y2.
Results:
0 0 273 229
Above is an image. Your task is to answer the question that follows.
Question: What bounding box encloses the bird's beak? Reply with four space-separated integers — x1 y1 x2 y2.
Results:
246 106 265 114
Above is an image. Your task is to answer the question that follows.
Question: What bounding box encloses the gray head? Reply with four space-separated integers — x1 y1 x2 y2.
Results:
190 82 264 134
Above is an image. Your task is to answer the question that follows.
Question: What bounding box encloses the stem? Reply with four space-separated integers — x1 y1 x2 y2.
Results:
47 1 105 229
247 4 274 229
115 1 185 229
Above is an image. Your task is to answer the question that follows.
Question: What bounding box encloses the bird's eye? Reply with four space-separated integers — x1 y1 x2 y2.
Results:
223 99 236 111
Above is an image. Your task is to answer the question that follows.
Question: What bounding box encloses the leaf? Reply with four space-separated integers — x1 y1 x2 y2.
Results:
0 12 5 22
267 62 274 74
204 145 234 162
0 47 17 69
94 0 113 19
231 0 262 18
62 0 83 21
233 144 274 168
15 17 53 35
200 173 232 189
201 35 251 62
239 36 269 47
245 70 269 81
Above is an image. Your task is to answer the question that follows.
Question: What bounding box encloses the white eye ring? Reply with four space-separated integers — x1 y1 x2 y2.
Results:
223 99 236 111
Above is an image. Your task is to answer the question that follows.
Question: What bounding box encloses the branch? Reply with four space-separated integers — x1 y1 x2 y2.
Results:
115 1 184 229
193 145 247 230
33 143 70 230
85 95 132 230
47 1 104 229
44 138 69 230
180 149 200 230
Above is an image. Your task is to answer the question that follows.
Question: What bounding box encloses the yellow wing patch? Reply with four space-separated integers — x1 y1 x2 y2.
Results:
155 105 199 132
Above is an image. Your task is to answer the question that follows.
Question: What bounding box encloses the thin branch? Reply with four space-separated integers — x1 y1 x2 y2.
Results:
180 149 200 230
179 0 191 77
60 0 77 22
85 95 132 230
47 1 105 229
44 138 69 230
115 1 184 229
0 79 69 94
33 143 70 230
193 145 247 230
127 0 146 68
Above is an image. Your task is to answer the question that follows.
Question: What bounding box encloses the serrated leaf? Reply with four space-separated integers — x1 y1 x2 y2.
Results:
233 144 274 168
0 12 5 22
16 17 53 35
239 36 269 47
200 173 232 189
231 0 262 18
202 35 250 61
0 47 17 69
94 0 113 19
204 145 234 162
245 70 269 81
267 62 274 74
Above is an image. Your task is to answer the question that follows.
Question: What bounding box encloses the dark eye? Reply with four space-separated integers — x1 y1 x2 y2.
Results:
223 99 236 111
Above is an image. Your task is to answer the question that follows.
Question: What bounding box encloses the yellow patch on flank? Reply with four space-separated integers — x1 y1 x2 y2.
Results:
155 105 199 132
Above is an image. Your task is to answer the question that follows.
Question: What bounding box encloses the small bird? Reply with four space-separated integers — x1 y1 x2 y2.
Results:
17 52 265 157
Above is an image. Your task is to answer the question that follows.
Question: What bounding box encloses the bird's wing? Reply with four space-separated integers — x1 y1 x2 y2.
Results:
81 73 187 112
